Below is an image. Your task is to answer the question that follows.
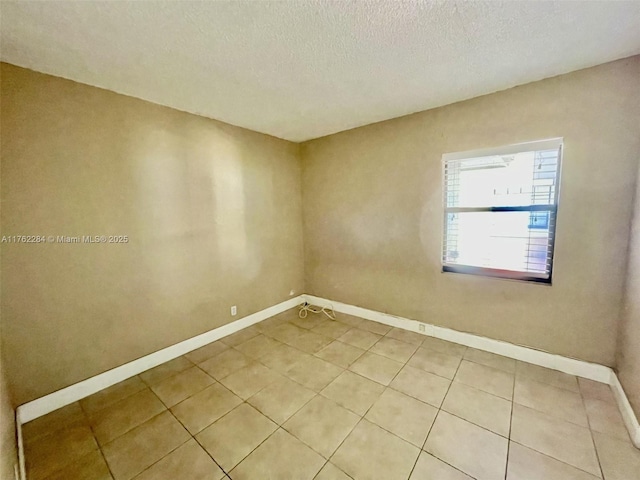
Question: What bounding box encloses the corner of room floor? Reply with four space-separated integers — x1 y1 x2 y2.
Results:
14 305 640 479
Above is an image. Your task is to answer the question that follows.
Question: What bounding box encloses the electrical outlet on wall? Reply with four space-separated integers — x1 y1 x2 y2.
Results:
231 305 237 316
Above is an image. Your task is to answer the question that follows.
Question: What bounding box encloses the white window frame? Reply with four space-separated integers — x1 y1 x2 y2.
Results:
441 138 563 284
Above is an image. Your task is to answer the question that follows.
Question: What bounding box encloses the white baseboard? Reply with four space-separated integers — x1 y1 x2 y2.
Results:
14 292 640 452
16 296 304 425
304 294 611 382
304 294 640 448
17 416 25 480
610 372 640 448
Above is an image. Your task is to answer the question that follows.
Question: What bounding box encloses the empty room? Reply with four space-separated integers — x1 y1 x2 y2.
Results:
1 1 640 479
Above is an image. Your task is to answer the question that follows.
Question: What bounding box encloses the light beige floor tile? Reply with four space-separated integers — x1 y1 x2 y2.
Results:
506 442 599 480
254 314 289 332
390 365 451 407
424 411 508 480
23 402 87 443
335 313 364 328
358 319 392 335
579 378 616 404
102 411 190 480
259 342 311 373
44 450 112 480
312 320 353 340
370 337 419 363
184 341 229 364
593 431 640 480
26 424 98 480
454 360 514 400
289 330 334 353
348 351 403 386
365 388 438 447
170 383 242 434
332 419 420 480
285 355 343 391
421 337 467 357
464 348 516 373
408 347 461 380
284 396 360 458
271 308 302 321
337 328 381 350
80 377 146 415
510 404 601 477
220 326 260 347
198 348 255 380
314 462 352 480
315 340 365 368
516 361 579 392
150 367 215 407
247 376 316 424
442 382 512 437
410 452 473 480
196 403 278 470
584 397 631 442
264 322 307 343
133 439 225 480
218 362 282 399
88 389 166 445
139 356 193 386
290 314 330 330
514 376 588 427
321 370 385 415
385 327 424 346
231 429 324 480
234 334 280 359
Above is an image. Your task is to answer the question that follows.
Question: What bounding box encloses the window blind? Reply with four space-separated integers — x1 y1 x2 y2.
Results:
442 139 562 283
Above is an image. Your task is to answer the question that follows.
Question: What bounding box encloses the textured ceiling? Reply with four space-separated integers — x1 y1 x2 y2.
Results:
1 1 639 142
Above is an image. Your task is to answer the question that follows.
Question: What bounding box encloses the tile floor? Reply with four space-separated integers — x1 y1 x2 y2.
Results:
22 308 640 480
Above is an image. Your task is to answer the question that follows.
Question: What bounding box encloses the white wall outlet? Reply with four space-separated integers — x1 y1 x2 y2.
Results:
418 323 426 333
289 289 295 296
231 305 237 316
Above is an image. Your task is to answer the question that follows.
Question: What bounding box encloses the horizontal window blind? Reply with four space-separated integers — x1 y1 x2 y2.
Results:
442 139 562 283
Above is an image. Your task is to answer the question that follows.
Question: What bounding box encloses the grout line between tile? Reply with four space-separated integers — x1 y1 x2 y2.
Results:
406 352 467 480
199 367 322 478
28 312 615 480
190 427 233 478
300 319 409 477
160 390 232 479
138 383 232 478
79 376 147 418
504 360 517 480
507 439 603 479
78 400 118 480
578 381 606 479
139 356 195 388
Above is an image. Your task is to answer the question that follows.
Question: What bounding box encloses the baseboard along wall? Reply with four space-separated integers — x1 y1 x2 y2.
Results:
303 294 640 448
14 293 640 459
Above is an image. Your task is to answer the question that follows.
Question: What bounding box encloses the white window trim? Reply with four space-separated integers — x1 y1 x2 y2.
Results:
441 138 563 284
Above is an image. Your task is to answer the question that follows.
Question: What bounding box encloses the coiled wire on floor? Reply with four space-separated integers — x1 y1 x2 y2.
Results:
298 302 336 320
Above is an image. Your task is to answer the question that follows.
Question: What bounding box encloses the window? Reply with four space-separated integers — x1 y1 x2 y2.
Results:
442 138 562 283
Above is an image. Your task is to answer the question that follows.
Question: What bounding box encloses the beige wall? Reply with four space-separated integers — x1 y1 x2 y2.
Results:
1 57 639 409
618 154 640 417
1 85 18 480
302 56 640 366
0 63 304 405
